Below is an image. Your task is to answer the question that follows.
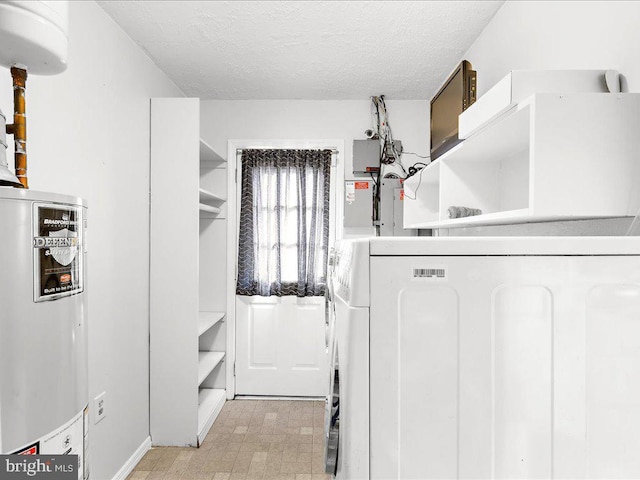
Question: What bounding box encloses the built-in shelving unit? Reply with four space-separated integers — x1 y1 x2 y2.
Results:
197 120 228 445
404 93 640 229
150 98 229 448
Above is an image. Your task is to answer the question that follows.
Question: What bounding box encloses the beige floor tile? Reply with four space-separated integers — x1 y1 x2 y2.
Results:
263 474 295 480
264 462 281 475
230 433 248 443
252 452 268 463
145 449 166 461
180 472 215 480
169 458 193 474
135 458 160 471
203 460 235 473
247 463 266 477
127 470 150 479
236 452 256 464
145 472 167 480
221 450 240 463
280 450 297 464
214 422 232 432
226 442 243 453
279 463 311 475
132 401 325 480
162 474 182 480
297 444 312 454
243 433 260 443
268 444 284 453
310 461 325 475
154 457 176 472
296 453 312 463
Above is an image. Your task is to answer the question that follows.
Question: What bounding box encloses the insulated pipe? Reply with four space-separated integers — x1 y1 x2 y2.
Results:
6 66 28 189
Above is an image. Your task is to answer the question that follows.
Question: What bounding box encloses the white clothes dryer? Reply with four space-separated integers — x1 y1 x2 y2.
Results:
326 236 640 480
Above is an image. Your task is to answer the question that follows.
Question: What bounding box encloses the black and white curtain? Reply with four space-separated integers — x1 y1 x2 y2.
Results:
236 149 331 297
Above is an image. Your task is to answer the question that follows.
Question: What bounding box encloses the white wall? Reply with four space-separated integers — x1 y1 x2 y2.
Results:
200 99 429 237
467 1 640 97
440 0 640 236
0 2 182 478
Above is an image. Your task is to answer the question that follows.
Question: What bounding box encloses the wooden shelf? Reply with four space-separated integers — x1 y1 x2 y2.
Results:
198 351 225 386
198 311 225 337
197 388 226 444
200 139 225 165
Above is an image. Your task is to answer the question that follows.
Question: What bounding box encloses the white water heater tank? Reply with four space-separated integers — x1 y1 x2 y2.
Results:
0 189 88 479
0 1 68 74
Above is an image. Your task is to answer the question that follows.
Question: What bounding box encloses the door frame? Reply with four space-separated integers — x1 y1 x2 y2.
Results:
226 139 344 398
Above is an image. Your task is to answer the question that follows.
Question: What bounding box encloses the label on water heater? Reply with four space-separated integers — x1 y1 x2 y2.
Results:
32 203 84 302
7 406 89 480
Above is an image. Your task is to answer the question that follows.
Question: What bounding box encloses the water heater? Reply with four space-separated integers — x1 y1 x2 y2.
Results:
0 1 68 75
0 189 88 479
0 3 86 476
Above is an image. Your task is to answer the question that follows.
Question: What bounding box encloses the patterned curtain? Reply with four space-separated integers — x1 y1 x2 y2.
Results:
236 149 332 297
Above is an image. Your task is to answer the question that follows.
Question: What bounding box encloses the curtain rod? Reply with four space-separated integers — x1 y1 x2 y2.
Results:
236 148 338 154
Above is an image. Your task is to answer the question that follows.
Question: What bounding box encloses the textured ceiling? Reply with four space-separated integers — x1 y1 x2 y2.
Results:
98 1 504 100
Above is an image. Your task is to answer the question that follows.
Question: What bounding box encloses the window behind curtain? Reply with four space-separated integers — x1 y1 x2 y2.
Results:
236 149 332 297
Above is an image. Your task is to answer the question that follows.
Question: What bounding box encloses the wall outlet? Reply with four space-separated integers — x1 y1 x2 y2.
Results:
94 391 107 424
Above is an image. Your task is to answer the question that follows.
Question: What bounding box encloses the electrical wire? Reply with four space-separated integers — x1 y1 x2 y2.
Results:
403 166 426 201
403 151 431 160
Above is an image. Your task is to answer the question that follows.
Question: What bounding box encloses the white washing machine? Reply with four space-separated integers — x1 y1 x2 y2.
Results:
324 240 371 479
327 236 640 480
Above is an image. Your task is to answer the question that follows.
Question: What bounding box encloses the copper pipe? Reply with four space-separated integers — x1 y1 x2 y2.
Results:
6 67 28 189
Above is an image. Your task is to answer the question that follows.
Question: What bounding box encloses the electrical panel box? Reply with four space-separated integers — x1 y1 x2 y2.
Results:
353 140 380 176
379 178 417 237
344 179 374 227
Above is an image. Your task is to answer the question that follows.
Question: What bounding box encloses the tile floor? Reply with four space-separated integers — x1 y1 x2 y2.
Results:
127 399 332 480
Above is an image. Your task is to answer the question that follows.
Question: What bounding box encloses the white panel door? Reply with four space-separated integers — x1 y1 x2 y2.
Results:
235 295 328 396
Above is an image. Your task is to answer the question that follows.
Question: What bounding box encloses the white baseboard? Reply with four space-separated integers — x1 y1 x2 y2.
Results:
112 436 151 480
234 395 325 401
